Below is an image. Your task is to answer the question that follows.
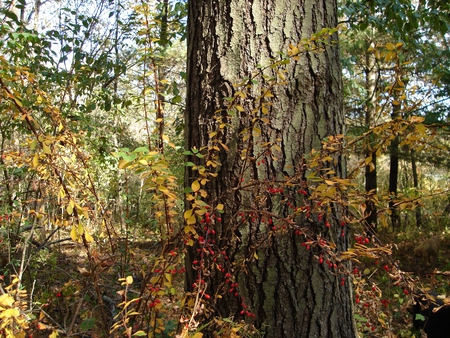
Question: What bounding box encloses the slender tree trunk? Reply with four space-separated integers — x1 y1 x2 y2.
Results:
33 0 41 31
364 45 378 231
411 149 423 227
185 1 356 337
154 0 169 151
388 96 401 228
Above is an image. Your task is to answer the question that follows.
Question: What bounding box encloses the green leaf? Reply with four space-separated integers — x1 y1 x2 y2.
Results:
122 154 137 162
111 151 125 158
104 99 111 111
415 313 426 322
3 10 19 23
171 95 182 104
80 318 95 331
133 146 149 153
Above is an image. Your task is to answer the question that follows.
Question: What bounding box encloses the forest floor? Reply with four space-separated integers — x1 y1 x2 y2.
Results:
364 231 450 337
6 229 449 337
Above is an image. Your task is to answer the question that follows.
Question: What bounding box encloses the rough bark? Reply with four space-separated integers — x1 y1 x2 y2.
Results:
185 1 356 337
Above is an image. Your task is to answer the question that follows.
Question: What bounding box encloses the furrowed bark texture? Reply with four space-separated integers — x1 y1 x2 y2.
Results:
185 1 356 337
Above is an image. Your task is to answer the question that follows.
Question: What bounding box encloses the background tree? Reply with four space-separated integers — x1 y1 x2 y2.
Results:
184 0 356 336
340 0 450 229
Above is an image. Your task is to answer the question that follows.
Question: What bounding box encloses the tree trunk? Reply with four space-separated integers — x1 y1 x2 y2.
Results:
411 149 423 227
388 97 401 228
364 45 378 231
185 1 356 337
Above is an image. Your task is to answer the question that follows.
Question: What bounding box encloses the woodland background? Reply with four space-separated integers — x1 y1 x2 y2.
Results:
0 0 449 337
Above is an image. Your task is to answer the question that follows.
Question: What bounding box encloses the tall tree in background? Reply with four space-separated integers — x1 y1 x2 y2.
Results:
364 40 379 231
184 0 356 336
341 0 450 228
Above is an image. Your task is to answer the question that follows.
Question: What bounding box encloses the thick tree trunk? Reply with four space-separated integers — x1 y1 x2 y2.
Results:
185 1 356 337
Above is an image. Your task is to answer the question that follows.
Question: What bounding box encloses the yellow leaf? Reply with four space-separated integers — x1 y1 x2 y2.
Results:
0 294 14 307
219 141 229 151
184 225 196 234
216 204 224 211
264 90 274 98
81 207 89 219
410 116 425 123
78 223 84 236
15 98 23 108
195 209 207 216
187 215 196 225
118 159 129 169
289 44 300 56
235 91 246 98
384 51 396 62
49 330 59 338
32 153 39 168
158 185 168 192
13 331 26 338
43 143 51 154
0 308 20 318
191 180 200 192
184 209 193 220
30 139 37 150
84 231 94 243
192 333 203 338
165 273 173 286
416 123 426 134
235 105 245 112
126 276 133 285
385 42 395 51
66 200 74 215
